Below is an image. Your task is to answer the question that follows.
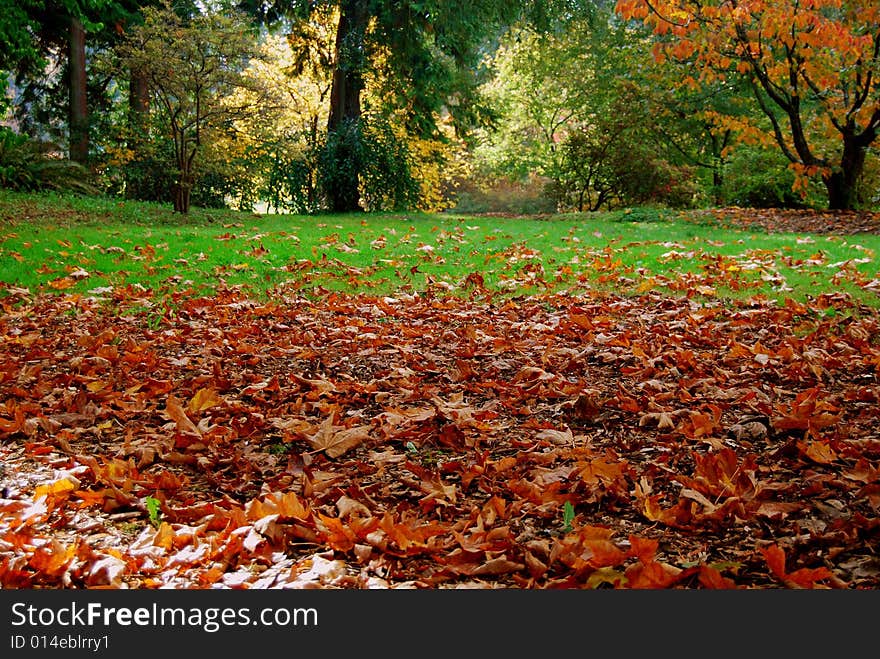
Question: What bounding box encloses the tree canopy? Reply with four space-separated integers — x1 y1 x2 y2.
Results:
238 0 530 211
114 2 271 213
616 0 880 210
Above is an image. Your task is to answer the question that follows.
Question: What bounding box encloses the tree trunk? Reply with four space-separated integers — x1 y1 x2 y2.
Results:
710 130 729 205
68 16 88 164
325 0 368 213
126 70 150 200
823 133 870 211
173 139 193 214
173 171 192 214
128 71 150 133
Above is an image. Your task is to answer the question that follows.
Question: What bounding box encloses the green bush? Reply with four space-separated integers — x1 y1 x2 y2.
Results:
319 117 421 212
106 135 248 211
549 128 700 212
719 146 823 208
0 128 97 194
255 143 321 215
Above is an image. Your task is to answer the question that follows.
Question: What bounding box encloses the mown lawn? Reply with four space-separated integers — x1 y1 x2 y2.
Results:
1 190 879 309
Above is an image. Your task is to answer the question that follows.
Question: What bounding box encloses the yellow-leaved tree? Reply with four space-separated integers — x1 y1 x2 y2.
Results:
114 2 272 213
219 19 335 213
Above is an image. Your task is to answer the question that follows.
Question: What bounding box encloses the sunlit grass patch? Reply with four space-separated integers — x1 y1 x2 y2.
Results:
1 191 878 309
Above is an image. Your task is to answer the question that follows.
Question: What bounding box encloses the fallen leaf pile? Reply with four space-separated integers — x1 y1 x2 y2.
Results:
1 283 878 588
685 208 880 235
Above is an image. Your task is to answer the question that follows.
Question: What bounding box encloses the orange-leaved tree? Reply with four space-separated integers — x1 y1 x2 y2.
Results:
616 0 880 210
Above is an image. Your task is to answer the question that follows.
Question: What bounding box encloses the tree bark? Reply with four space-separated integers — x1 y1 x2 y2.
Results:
68 16 88 164
325 0 368 212
172 179 192 214
173 164 193 214
824 132 871 211
128 70 150 132
125 70 150 200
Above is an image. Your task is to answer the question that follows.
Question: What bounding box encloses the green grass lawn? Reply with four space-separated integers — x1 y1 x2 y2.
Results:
1 190 878 309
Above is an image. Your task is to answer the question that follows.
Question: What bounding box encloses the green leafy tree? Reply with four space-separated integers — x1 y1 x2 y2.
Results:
0 1 45 105
114 3 271 213
473 21 595 183
470 5 712 210
217 27 334 213
1 1 99 162
2 0 161 166
241 0 529 212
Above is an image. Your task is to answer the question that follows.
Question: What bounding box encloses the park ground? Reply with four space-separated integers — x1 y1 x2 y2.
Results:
1 195 878 588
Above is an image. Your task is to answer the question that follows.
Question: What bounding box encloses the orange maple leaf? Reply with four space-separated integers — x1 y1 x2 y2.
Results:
627 536 659 563
164 395 200 435
0 405 24 433
625 560 683 589
318 514 357 552
29 541 76 577
759 543 838 589
698 565 739 589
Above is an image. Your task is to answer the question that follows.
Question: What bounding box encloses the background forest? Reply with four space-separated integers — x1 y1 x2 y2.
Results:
1 0 878 215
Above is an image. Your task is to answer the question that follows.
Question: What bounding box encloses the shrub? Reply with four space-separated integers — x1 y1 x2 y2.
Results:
550 128 700 212
254 143 321 215
719 146 823 208
318 117 421 212
0 128 97 194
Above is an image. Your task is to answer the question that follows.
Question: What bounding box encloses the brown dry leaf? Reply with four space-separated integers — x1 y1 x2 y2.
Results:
638 411 677 430
680 488 718 513
728 421 769 442
469 557 526 576
417 474 458 505
3 259 880 590
572 390 604 421
536 427 574 445
336 496 371 520
755 501 805 519
798 440 839 465
164 395 201 436
308 416 372 458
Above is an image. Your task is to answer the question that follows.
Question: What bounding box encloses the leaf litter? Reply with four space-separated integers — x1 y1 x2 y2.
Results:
0 281 878 589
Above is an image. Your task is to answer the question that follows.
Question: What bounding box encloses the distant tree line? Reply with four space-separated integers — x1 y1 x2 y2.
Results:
0 0 877 213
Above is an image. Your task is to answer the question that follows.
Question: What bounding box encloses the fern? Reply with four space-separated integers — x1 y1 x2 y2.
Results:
0 128 98 194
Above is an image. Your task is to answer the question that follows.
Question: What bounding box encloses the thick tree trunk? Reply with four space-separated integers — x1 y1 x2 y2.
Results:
68 17 88 164
125 70 150 199
824 133 871 211
128 71 150 132
325 0 368 213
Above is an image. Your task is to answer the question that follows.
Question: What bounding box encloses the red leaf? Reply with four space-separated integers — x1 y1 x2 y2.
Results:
627 536 659 563
785 566 836 589
760 544 788 580
698 565 738 589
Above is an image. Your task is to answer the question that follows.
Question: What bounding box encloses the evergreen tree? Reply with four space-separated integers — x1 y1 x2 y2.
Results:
241 0 530 211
